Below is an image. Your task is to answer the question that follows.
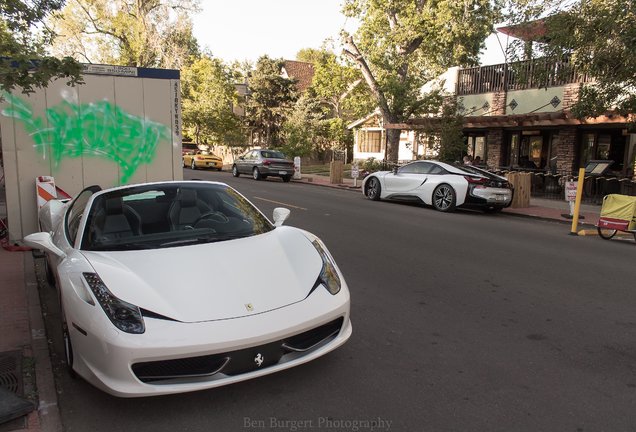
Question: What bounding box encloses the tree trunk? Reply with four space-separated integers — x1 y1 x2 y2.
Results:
386 128 401 163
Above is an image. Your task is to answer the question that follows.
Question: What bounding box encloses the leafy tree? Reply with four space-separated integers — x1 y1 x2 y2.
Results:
435 99 465 163
0 0 82 93
48 0 199 68
341 0 501 162
506 0 636 118
309 49 374 122
291 47 373 160
181 54 243 147
279 95 321 157
245 56 297 147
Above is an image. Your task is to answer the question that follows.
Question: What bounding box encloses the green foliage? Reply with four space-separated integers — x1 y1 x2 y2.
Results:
342 0 501 162
309 49 374 122
48 0 200 68
435 99 465 164
279 95 321 157
506 0 636 119
358 157 384 172
246 56 297 147
181 54 244 146
0 0 82 93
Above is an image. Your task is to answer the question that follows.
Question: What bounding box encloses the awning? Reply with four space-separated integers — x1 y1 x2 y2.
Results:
497 18 548 42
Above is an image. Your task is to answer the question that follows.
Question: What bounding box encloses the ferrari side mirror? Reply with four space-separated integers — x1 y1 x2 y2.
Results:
273 208 291 227
23 232 66 258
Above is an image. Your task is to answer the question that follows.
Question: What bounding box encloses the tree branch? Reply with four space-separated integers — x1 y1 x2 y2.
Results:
341 33 395 122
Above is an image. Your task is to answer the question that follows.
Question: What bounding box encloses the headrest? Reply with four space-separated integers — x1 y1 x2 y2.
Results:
179 189 197 207
105 197 124 215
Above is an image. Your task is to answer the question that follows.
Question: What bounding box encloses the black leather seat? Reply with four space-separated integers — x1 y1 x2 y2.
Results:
168 189 211 230
93 196 142 241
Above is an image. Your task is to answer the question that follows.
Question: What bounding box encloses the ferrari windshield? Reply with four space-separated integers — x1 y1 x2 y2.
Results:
80 182 274 251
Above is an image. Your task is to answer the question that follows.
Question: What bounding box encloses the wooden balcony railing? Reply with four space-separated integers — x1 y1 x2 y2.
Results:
456 58 592 96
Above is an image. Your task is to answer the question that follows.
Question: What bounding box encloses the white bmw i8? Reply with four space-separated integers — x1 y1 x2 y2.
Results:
362 160 513 212
24 181 352 397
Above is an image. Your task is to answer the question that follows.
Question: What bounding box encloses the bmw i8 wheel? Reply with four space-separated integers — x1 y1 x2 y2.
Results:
432 184 456 212
366 177 381 201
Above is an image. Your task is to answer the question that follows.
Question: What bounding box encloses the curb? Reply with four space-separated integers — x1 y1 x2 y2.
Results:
291 179 362 193
501 210 598 228
24 253 62 432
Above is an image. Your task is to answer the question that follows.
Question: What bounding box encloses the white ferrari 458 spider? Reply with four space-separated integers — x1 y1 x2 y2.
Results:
24 181 352 397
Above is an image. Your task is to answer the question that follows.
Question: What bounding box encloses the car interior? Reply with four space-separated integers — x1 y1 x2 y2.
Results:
83 185 273 250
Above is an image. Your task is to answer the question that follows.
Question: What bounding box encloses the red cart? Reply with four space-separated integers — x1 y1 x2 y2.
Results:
597 194 636 243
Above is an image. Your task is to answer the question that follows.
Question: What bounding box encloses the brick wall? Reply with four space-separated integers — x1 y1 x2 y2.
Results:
555 127 578 173
486 129 503 168
562 84 580 110
491 91 507 115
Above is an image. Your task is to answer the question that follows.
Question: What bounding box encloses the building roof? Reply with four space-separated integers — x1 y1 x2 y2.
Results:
281 60 315 92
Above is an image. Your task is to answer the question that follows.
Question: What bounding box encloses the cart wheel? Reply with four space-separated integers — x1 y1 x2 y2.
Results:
597 226 617 240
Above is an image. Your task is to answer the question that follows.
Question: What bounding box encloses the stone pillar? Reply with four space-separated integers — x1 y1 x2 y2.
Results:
492 91 507 115
555 127 577 174
486 129 503 168
562 84 581 110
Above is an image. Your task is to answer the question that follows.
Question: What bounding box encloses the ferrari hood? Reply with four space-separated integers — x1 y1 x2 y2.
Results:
81 227 323 323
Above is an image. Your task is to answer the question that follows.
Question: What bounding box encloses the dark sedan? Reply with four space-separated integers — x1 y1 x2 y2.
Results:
232 149 295 182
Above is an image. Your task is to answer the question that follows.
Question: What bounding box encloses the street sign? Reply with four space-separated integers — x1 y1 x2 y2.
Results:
565 181 577 202
293 157 301 180
351 164 359 179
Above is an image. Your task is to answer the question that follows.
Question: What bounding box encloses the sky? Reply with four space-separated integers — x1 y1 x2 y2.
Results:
192 0 509 66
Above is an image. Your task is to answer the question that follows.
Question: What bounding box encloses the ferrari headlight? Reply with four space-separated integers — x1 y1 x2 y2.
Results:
311 239 341 295
83 273 145 334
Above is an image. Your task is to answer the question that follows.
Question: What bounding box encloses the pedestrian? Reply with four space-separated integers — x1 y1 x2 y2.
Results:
463 155 472 165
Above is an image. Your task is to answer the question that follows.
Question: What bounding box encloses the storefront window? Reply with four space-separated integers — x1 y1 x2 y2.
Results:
467 135 486 164
578 131 625 172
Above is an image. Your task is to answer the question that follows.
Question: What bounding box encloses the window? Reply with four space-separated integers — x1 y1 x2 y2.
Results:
399 162 432 174
578 131 626 172
467 135 487 164
65 186 100 246
506 131 553 169
359 131 382 153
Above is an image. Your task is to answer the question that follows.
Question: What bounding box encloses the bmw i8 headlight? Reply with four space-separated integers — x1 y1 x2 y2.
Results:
311 239 341 295
83 273 145 334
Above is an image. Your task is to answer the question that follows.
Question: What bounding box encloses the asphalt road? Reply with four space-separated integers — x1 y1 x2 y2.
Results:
35 169 636 432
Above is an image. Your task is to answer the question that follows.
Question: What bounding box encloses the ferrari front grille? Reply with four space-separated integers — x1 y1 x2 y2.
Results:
131 317 345 384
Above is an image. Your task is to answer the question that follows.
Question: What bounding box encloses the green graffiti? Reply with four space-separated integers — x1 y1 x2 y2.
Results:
1 91 171 183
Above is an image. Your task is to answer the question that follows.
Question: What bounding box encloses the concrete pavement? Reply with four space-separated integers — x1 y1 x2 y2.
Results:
0 170 610 431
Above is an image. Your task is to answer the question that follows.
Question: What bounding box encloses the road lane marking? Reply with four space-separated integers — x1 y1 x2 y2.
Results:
253 196 307 210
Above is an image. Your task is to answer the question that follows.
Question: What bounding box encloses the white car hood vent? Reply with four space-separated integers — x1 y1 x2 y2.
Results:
81 228 322 323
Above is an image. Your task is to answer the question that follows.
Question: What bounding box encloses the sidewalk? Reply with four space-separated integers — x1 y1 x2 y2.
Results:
0 172 601 432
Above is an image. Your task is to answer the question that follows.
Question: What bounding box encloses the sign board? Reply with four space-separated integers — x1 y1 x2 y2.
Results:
293 156 302 180
351 164 359 179
565 181 577 202
82 64 138 77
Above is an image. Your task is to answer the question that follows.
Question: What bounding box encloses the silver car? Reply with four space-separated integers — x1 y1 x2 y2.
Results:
232 149 295 182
